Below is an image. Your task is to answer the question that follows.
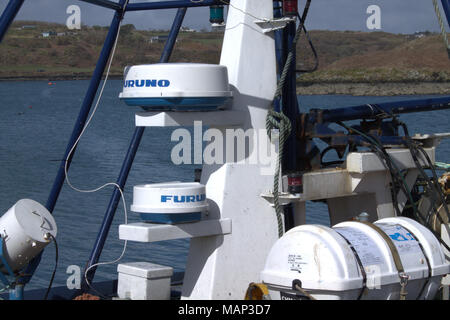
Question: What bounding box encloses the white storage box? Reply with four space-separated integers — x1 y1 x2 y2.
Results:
261 217 450 300
117 262 173 300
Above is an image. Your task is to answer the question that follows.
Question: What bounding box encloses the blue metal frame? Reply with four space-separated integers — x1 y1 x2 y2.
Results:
273 1 283 113
0 0 24 43
125 0 221 11
312 96 450 123
0 237 25 299
441 0 450 27
0 238 15 287
281 20 301 173
78 0 123 11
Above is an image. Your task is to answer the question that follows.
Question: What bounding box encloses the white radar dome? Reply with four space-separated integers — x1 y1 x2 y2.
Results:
119 63 233 111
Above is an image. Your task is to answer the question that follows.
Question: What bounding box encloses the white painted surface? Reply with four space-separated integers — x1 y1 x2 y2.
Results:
346 148 434 173
135 110 245 127
119 218 232 242
180 0 279 300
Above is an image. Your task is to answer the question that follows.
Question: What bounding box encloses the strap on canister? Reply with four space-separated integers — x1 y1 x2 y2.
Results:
359 221 409 300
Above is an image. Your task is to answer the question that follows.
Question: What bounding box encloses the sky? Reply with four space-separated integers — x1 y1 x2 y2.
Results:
0 0 448 34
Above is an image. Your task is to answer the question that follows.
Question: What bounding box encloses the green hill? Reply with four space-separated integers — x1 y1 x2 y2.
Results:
1 21 449 94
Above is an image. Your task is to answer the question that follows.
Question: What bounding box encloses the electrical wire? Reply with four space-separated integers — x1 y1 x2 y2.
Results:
296 13 318 74
62 0 131 299
398 120 450 224
43 234 58 300
404 138 441 224
337 121 450 252
337 122 422 221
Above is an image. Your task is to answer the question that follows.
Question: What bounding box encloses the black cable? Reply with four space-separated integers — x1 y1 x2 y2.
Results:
405 139 441 224
43 234 58 300
416 145 450 219
399 120 450 223
320 146 344 167
83 265 110 300
337 121 423 222
296 13 319 74
338 120 450 252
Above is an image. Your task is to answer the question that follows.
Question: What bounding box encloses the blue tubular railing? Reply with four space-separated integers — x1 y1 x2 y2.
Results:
83 7 188 288
273 1 283 113
125 0 220 11
316 96 450 123
78 0 123 11
0 0 24 43
282 20 301 173
441 0 450 27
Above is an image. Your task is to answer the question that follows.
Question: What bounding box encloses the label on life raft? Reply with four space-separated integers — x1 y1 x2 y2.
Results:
335 227 384 266
376 224 423 256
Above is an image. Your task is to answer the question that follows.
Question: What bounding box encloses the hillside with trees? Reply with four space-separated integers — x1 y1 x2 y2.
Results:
1 21 449 94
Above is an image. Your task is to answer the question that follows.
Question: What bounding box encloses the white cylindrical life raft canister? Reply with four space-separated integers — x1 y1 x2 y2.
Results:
131 182 208 224
119 63 233 111
0 199 57 272
261 217 450 300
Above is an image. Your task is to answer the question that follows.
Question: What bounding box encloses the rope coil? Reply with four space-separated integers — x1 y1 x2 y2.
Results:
432 0 450 58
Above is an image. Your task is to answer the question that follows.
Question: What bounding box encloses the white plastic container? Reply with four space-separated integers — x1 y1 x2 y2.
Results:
0 199 57 272
117 262 173 300
119 63 233 111
261 217 449 300
131 182 208 224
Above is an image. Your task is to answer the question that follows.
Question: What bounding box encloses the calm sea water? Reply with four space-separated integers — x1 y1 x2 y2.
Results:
0 80 448 291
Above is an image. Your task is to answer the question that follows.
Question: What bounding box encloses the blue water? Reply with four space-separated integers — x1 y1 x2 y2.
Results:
0 80 448 292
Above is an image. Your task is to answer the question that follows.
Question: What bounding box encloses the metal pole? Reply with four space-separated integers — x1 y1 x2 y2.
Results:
281 20 300 173
318 96 450 123
273 1 283 113
0 0 24 43
441 0 450 27
83 7 187 288
280 19 300 232
125 0 219 11
77 0 122 11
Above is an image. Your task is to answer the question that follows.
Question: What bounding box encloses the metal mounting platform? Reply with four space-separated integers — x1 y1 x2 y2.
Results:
135 110 246 127
119 218 232 243
261 147 435 206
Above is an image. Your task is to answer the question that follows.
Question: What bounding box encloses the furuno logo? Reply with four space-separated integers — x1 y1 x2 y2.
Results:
161 194 206 203
124 79 171 88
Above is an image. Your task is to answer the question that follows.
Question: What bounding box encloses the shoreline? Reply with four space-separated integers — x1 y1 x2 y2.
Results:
296 82 450 96
0 74 124 82
0 76 449 96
